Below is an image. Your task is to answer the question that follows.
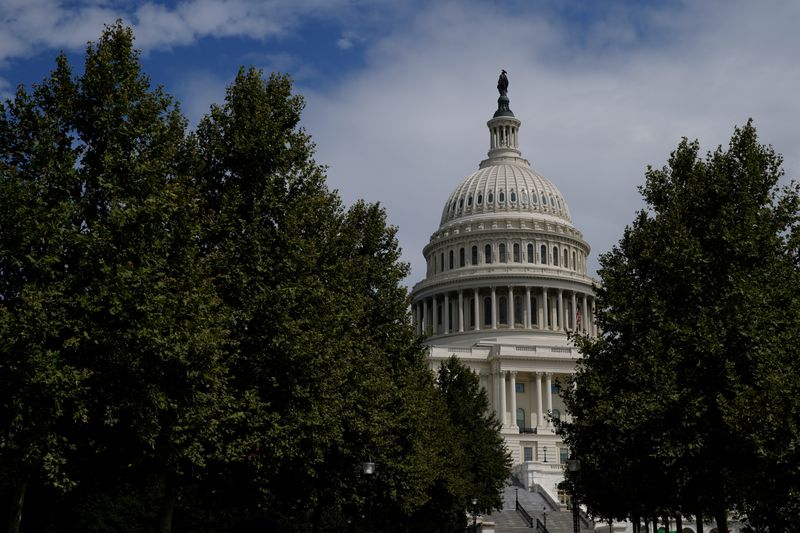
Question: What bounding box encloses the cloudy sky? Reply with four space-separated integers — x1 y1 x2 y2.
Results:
2 0 799 287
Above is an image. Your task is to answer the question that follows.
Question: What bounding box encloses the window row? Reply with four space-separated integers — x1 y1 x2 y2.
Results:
447 188 565 214
427 242 586 274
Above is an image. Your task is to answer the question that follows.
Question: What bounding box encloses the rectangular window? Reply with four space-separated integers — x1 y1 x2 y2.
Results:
559 447 569 464
524 447 533 462
515 383 525 393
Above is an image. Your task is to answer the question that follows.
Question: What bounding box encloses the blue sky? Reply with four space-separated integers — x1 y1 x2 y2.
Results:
3 0 800 286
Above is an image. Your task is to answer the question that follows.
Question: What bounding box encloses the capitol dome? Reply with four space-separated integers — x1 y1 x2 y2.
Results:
440 163 572 227
409 72 597 498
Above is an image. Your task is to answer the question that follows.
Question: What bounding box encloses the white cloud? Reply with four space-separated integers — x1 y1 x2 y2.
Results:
0 0 361 61
300 0 800 287
336 36 353 50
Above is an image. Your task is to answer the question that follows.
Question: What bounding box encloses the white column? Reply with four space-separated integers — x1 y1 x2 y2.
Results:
541 287 548 330
509 371 517 428
474 289 480 331
509 286 515 329
524 286 531 329
558 289 564 331
499 370 507 427
491 286 497 330
582 294 588 333
545 372 553 428
551 294 557 331
458 290 464 332
444 293 450 335
432 295 438 335
535 372 543 428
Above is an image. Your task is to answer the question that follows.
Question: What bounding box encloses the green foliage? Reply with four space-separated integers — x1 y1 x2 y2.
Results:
418 356 510 531
0 23 511 533
559 121 800 531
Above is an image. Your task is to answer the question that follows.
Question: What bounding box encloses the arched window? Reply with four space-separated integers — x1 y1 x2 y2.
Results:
550 409 561 422
488 191 494 204
542 194 547 205
441 252 445 270
513 243 520 262
467 195 473 206
449 250 454 270
477 193 483 205
485 244 492 264
499 191 505 203
499 296 508 324
530 297 537 325
510 190 517 202
471 245 478 265
521 190 528 204
572 251 577 270
459 247 465 267
552 247 559 266
499 243 507 263
516 408 525 429
514 295 523 325
483 296 492 325
540 244 547 264
527 243 534 263
458 198 463 209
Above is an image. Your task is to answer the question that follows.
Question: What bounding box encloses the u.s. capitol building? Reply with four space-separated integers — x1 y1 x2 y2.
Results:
410 73 597 505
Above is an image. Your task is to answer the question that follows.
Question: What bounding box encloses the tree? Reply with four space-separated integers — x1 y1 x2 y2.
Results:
0 55 89 533
418 356 511 532
193 68 449 532
560 121 800 532
1 23 232 533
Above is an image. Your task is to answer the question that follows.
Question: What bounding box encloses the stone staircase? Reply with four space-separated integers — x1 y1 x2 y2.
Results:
484 477 595 533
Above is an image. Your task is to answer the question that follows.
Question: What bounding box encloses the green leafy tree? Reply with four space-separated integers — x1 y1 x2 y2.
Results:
193 68 449 532
1 23 232 533
560 121 800 532
0 56 89 533
417 356 511 532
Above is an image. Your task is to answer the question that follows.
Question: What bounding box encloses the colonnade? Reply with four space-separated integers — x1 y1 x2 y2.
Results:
488 369 559 431
413 286 596 337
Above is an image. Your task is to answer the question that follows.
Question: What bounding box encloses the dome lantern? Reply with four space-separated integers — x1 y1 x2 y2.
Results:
483 70 524 167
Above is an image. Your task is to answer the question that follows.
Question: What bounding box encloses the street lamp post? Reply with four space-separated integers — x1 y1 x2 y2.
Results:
471 497 478 532
362 459 375 533
567 457 581 533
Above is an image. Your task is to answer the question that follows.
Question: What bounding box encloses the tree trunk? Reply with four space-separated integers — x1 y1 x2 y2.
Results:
6 479 27 533
632 514 640 533
695 512 703 533
714 509 727 533
157 478 176 533
675 513 682 532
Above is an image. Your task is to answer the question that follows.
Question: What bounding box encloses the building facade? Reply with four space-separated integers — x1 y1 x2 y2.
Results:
410 80 597 504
